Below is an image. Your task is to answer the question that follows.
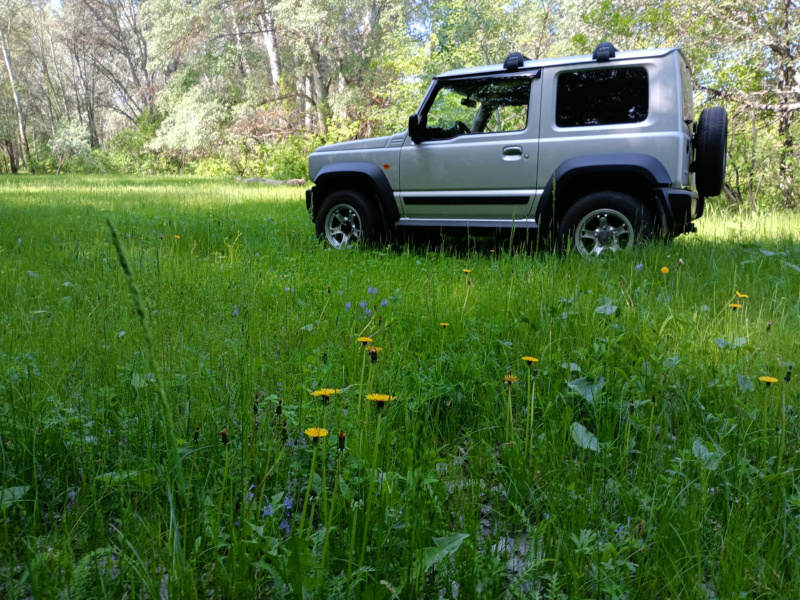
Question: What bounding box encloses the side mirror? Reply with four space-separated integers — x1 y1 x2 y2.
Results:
408 114 424 144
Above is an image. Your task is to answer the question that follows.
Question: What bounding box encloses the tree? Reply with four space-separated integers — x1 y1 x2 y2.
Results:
48 118 90 174
0 0 32 171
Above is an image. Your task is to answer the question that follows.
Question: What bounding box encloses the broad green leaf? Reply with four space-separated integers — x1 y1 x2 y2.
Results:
713 338 730 350
732 337 747 349
567 376 604 404
95 470 153 488
595 303 617 315
662 355 688 369
737 374 754 392
286 535 321 599
0 486 29 509
570 422 599 452
422 533 469 571
692 438 722 470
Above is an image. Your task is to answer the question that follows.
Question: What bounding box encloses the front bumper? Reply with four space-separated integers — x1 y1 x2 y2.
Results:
306 188 314 220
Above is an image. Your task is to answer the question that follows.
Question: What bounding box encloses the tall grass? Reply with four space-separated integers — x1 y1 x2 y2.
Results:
1 175 799 599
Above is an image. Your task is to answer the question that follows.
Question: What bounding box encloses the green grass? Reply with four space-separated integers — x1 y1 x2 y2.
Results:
1 174 799 599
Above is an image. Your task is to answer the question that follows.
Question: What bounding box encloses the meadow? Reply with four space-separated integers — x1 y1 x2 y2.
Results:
1 175 799 599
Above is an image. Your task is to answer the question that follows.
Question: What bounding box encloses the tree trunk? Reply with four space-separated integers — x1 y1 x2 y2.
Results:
258 7 281 88
0 24 32 171
776 0 796 208
3 139 18 174
231 18 252 75
56 151 68 175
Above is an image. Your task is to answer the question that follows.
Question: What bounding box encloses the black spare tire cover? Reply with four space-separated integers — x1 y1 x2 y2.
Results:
694 106 728 197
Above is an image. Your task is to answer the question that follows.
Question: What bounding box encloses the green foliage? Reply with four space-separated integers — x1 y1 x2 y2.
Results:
48 119 90 160
1 175 799 598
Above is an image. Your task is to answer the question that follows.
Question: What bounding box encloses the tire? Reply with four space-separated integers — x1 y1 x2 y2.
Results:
694 107 728 197
314 189 380 249
556 191 655 256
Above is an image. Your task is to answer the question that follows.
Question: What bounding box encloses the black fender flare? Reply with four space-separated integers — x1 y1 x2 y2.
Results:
535 154 673 234
311 162 400 228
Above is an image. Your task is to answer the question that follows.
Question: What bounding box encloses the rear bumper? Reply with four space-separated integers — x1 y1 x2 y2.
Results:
658 188 703 234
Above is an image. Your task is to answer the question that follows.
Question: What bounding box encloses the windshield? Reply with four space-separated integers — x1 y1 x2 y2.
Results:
422 77 531 140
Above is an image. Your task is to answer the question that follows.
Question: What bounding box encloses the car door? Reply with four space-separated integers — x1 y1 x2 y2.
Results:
399 72 541 219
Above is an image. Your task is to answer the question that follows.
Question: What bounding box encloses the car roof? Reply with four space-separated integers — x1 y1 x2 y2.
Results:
435 48 682 80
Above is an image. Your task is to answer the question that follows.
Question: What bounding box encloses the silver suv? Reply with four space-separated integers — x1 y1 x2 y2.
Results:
306 42 728 254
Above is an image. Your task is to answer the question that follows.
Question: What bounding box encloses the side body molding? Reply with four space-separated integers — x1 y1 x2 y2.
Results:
534 153 673 232
312 162 400 226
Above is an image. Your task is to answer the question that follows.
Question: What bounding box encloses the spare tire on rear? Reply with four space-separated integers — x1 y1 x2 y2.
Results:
694 106 728 197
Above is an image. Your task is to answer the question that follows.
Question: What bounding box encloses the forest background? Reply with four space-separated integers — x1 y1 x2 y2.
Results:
1 0 798 211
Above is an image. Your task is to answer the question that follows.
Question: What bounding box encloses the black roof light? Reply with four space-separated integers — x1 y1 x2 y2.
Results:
592 42 617 62
503 51 529 72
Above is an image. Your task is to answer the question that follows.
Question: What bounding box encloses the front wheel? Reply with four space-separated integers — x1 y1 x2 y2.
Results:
557 191 655 256
315 189 380 249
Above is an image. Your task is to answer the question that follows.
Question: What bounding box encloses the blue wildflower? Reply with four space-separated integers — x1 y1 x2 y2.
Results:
635 263 643 271
360 301 367 309
280 518 291 535
345 302 351 310
380 299 388 307
233 305 239 317
18 238 21 244
262 503 273 517
284 496 294 510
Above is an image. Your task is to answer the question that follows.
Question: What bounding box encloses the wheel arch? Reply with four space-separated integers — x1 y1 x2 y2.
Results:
311 162 399 229
535 154 672 236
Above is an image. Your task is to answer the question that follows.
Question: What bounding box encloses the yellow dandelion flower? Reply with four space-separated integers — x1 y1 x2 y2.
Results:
366 393 397 402
503 373 518 385
758 376 779 386
311 389 340 404
522 356 539 364
735 291 749 298
367 346 383 363
174 235 180 239
357 336 373 345
463 269 472 274
660 267 669 274
304 427 328 439
311 388 340 397
729 303 742 310
440 322 450 328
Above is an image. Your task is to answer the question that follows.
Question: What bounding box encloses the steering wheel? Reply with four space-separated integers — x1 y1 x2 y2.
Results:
454 121 470 135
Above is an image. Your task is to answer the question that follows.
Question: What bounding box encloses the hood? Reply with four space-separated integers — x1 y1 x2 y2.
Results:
314 135 394 153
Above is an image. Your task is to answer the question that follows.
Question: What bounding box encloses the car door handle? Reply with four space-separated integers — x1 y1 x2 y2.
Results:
503 146 523 156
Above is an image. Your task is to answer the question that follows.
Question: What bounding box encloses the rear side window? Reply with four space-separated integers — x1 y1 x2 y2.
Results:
556 67 648 127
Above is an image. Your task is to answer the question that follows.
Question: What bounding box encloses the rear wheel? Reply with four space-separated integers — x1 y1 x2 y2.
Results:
315 189 380 249
557 191 655 256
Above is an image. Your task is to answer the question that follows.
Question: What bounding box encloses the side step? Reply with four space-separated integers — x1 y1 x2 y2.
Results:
395 218 538 230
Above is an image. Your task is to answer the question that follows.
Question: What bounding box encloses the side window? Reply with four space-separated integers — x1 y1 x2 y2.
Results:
556 67 648 127
423 77 531 140
680 64 693 122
